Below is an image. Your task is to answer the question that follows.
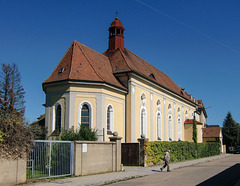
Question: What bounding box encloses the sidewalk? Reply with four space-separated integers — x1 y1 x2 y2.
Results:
29 154 231 186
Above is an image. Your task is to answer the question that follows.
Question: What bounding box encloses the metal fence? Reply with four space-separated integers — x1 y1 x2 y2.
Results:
27 140 74 180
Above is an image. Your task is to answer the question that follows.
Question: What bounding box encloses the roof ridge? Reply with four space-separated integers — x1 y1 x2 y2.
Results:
77 43 105 82
68 41 75 78
119 49 132 70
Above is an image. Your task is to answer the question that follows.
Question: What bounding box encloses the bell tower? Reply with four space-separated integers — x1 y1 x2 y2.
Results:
108 17 125 51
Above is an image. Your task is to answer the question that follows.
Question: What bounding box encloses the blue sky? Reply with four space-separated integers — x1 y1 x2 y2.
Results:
0 0 240 126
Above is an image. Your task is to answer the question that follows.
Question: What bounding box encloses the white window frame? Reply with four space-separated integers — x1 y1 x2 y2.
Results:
78 101 93 131
156 111 162 140
106 104 114 133
52 102 63 133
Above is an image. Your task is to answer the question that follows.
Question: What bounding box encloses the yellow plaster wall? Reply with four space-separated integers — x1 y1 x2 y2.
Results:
105 97 124 141
197 125 203 143
184 124 193 142
128 75 197 142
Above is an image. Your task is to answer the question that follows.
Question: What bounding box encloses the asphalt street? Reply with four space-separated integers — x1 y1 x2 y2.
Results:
109 154 240 186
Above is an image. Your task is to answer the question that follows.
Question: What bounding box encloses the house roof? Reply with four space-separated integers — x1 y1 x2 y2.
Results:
184 119 202 125
43 41 126 91
202 127 221 138
104 48 195 103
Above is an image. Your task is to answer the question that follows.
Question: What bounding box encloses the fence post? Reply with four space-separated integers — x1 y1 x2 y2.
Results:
109 135 122 171
138 137 148 167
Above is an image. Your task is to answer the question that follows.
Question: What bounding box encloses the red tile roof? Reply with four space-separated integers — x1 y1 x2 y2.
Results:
184 119 202 125
43 40 197 104
202 127 221 138
104 48 195 103
43 41 126 91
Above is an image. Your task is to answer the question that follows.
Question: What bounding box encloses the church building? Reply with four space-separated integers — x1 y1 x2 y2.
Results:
43 17 207 143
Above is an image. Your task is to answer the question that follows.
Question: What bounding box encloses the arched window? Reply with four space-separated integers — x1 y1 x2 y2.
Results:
55 104 61 134
107 105 114 135
168 115 172 141
81 104 90 128
178 117 181 140
78 102 92 132
157 112 162 140
140 108 146 137
168 104 172 140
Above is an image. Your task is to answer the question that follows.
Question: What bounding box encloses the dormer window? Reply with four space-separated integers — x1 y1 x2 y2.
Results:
58 68 65 74
149 73 155 79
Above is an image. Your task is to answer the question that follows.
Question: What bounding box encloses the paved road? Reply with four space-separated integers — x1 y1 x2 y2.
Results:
110 154 240 186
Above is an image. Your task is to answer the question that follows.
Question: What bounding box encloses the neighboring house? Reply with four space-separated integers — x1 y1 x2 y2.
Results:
202 125 223 153
42 17 207 142
183 100 208 143
202 125 223 143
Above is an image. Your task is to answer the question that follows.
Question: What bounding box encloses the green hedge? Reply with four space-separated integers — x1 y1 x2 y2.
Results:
145 140 221 165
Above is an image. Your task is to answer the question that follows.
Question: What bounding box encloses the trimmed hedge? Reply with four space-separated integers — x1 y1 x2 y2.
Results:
145 140 221 165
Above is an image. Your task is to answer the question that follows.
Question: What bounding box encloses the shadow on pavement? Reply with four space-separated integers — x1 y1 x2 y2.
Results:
151 169 161 172
197 163 240 186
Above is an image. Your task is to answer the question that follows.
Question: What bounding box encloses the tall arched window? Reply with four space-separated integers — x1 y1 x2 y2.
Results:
157 112 162 140
140 93 147 138
140 108 146 137
78 102 92 132
168 104 172 141
168 115 172 141
107 105 114 135
55 104 61 134
81 104 90 128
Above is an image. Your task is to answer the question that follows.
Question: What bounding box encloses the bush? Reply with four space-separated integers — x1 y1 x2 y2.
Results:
0 112 33 159
145 140 221 165
59 125 97 141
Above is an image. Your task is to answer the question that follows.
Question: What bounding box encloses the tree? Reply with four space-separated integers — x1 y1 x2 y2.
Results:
222 112 240 148
192 118 197 143
0 63 33 159
0 63 25 118
29 115 47 140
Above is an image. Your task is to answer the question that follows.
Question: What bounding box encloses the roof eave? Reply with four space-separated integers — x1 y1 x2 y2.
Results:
42 79 128 94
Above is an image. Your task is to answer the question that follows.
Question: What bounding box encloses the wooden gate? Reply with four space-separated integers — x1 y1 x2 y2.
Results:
121 143 141 166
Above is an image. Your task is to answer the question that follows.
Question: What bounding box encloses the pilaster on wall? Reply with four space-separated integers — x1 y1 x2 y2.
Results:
150 92 153 141
173 102 176 141
131 83 136 142
96 94 105 141
65 92 76 129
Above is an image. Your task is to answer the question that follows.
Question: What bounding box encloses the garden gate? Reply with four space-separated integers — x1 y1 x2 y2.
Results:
27 140 73 180
121 143 141 166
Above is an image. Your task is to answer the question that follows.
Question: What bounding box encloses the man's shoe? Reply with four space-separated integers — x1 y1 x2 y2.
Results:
167 170 171 172
160 168 162 172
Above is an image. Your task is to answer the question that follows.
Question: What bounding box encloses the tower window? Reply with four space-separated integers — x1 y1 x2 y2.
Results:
117 29 120 35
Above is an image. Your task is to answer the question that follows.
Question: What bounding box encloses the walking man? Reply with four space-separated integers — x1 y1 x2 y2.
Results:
160 149 171 172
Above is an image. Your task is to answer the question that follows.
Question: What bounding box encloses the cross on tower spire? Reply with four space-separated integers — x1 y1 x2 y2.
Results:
115 11 118 18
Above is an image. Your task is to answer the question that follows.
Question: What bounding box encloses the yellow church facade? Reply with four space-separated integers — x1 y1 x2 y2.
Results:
43 17 206 143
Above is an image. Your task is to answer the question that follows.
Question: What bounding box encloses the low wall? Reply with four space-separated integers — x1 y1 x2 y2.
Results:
0 158 26 185
74 137 121 176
